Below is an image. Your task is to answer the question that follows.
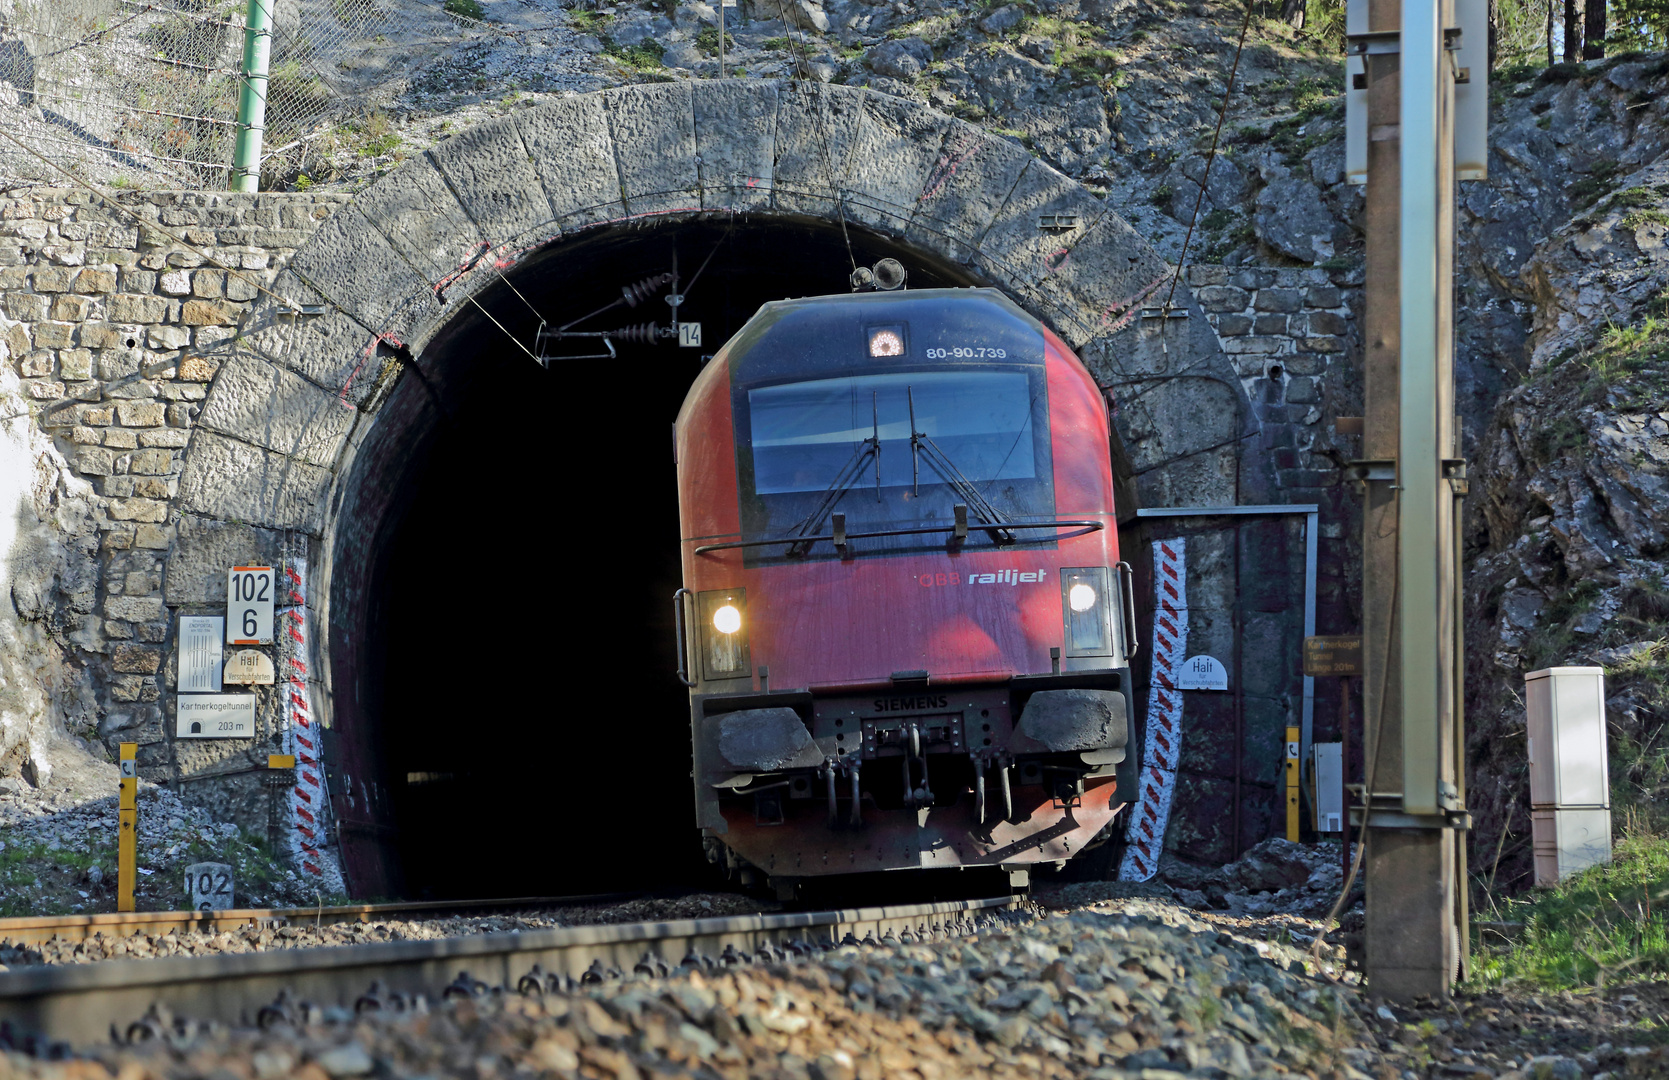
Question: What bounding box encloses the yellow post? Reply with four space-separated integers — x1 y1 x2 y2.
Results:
1285 726 1301 842
118 742 137 912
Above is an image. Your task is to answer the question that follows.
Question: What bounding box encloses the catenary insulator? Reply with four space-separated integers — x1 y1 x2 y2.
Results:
605 322 663 343
621 272 675 308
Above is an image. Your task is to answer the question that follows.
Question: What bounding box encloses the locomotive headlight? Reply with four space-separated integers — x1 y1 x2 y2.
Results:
1061 568 1112 659
698 590 749 680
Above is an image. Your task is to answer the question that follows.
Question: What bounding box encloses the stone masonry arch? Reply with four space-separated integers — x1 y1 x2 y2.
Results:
158 79 1257 892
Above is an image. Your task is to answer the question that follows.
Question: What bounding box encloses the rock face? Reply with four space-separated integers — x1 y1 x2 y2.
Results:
0 336 112 800
865 37 930 80
1463 64 1669 892
1252 174 1337 264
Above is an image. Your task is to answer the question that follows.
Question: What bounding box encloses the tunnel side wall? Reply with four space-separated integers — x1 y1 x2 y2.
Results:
0 82 1360 892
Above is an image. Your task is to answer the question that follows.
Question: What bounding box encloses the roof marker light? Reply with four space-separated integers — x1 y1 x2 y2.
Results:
868 326 905 357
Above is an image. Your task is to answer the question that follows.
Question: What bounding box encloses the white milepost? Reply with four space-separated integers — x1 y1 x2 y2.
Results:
227 566 274 645
185 861 234 911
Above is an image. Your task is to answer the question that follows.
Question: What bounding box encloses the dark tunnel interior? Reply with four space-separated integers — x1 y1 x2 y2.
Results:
364 218 989 899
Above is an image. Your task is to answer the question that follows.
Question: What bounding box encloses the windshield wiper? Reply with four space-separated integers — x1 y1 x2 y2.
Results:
907 386 1016 545
786 392 882 556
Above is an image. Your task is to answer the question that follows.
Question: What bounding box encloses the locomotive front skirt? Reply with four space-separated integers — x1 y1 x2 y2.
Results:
673 288 1138 884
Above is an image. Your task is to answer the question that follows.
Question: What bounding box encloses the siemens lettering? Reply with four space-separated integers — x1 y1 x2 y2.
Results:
872 694 950 713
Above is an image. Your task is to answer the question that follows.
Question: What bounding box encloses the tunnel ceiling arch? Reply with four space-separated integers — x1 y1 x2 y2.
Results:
171 80 1177 540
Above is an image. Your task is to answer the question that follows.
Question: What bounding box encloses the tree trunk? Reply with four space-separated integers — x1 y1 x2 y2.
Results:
1280 0 1306 29
1562 0 1581 61
1583 0 1605 58
1546 0 1555 65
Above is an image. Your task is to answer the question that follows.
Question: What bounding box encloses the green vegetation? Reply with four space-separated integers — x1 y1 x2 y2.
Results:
1622 208 1669 230
1497 59 1543 86
1199 208 1236 233
603 36 666 70
1604 187 1660 213
1575 312 1669 403
1570 161 1623 208
1299 0 1346 53
1611 0 1669 52
760 36 792 50
444 0 487 20
1470 823 1669 991
568 8 611 32
352 110 400 157
695 26 735 54
0 839 110 917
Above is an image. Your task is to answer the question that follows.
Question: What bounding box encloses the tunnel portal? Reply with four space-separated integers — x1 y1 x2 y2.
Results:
165 80 1249 898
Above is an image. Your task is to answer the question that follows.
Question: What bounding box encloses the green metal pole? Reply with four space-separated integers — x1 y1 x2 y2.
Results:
231 0 273 192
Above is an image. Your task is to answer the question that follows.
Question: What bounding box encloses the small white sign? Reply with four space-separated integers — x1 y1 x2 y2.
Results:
227 566 274 645
177 694 256 738
223 649 275 685
178 616 224 692
185 861 233 911
1178 654 1228 691
677 322 702 347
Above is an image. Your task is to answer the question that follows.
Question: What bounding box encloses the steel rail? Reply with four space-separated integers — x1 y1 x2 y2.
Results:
0 893 644 948
0 897 1017 1048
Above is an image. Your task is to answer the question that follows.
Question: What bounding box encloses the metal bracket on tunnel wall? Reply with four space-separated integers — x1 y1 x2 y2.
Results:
1118 538 1188 882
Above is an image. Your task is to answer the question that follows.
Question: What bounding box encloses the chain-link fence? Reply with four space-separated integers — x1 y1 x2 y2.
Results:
0 0 524 192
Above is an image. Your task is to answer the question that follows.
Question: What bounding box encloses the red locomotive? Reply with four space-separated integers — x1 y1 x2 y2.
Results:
674 285 1137 892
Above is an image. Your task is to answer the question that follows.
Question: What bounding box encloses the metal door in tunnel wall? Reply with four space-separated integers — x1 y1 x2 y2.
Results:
1131 514 1310 867
322 725 399 895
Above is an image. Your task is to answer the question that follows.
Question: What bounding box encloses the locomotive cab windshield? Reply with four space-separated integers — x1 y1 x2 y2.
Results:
727 290 1062 562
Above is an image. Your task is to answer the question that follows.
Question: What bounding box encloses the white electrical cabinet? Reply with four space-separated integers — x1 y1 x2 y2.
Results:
1312 742 1343 832
1525 666 1612 884
1531 808 1612 887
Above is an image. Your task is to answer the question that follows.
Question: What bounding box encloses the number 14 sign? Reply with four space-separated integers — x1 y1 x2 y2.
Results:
227 566 274 644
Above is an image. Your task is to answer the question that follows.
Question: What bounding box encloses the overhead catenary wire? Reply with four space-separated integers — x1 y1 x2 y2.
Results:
772 0 859 275
1163 0 1256 312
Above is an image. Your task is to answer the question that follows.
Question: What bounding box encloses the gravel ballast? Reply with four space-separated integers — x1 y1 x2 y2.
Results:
2 891 1667 1078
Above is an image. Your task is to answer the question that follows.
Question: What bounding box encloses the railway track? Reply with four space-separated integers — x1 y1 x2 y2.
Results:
0 893 644 948
0 896 1019 1048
